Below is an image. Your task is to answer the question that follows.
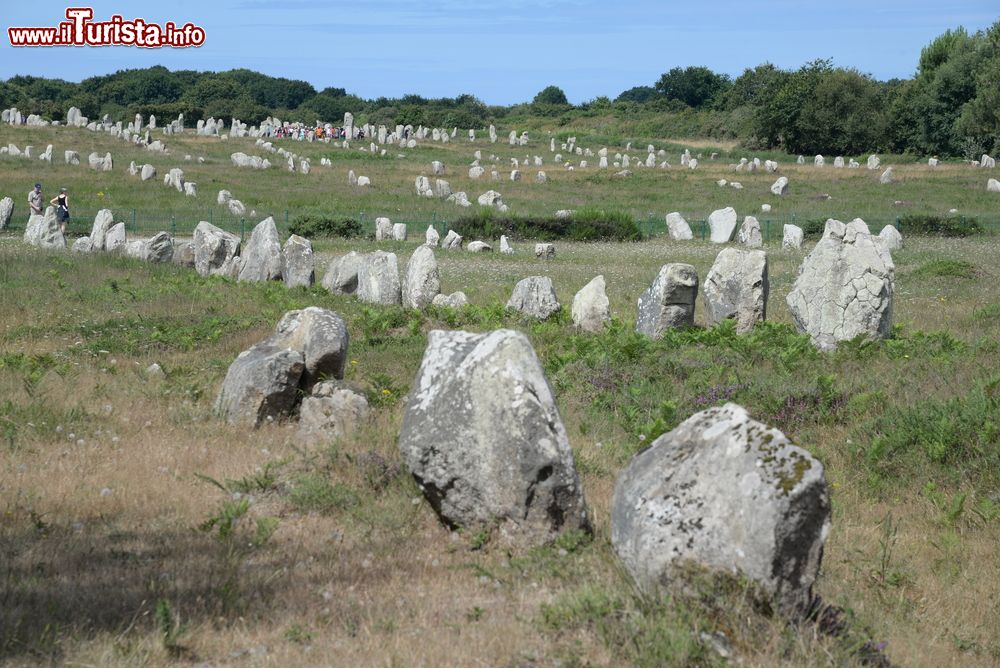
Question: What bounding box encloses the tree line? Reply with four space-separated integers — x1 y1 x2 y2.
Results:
1 21 996 157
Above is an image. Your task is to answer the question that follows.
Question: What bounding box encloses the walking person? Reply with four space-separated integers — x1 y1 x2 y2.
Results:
50 187 70 235
28 182 43 218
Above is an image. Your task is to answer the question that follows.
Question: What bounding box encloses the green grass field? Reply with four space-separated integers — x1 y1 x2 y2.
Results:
1 121 999 667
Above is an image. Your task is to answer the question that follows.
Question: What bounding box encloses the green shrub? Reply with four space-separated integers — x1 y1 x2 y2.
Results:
288 213 363 239
913 259 976 278
898 214 982 237
800 218 828 238
451 207 642 242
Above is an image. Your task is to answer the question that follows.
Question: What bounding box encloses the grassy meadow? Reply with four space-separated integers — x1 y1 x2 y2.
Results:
1 121 999 667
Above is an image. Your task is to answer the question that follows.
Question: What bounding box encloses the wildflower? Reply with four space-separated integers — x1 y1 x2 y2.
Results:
382 388 392 395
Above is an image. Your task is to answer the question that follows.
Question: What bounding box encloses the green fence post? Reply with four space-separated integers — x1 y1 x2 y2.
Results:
170 216 176 240
765 219 771 243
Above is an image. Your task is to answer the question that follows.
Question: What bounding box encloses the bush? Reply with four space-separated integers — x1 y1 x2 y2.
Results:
898 214 982 237
800 218 828 238
288 213 363 239
451 207 642 242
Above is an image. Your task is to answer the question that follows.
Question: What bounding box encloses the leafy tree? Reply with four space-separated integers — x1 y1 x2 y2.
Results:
615 86 658 103
533 85 569 106
654 66 731 108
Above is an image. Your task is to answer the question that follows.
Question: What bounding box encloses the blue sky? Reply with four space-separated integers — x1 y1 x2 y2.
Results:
1 1 996 105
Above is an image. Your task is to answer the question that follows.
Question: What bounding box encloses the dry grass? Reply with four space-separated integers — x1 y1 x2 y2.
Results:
1 120 999 666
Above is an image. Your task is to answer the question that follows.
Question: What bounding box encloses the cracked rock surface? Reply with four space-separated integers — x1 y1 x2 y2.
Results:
611 403 830 618
399 329 590 544
786 218 894 351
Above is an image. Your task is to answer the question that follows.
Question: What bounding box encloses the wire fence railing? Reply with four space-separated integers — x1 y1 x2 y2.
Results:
3 205 999 244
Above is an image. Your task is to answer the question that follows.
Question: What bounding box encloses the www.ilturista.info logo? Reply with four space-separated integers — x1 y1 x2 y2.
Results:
7 7 205 48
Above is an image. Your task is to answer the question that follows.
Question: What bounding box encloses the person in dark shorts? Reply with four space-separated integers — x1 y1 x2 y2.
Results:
50 187 70 235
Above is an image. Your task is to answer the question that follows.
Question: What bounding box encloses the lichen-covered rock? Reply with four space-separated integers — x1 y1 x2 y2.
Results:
24 207 65 249
172 241 195 267
534 242 555 259
432 292 468 309
215 344 305 427
88 209 115 251
770 176 789 196
878 225 903 251
500 235 514 254
425 225 440 247
71 236 92 253
708 207 738 243
322 251 364 295
403 245 440 309
442 230 463 250
571 275 611 333
375 217 393 241
467 240 492 253
297 382 370 444
507 276 560 319
737 216 763 248
611 403 830 617
357 251 401 305
786 218 894 351
268 307 349 392
635 263 698 337
0 196 13 230
702 248 768 334
105 223 127 253
193 221 240 277
665 212 693 240
399 329 590 543
782 224 804 250
282 234 315 288
238 217 283 282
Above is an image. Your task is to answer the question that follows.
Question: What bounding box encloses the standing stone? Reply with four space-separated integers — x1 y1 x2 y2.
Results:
297 383 370 444
987 178 1000 193
403 245 440 309
104 223 126 253
431 160 444 175
357 251 401 305
833 156 845 168
467 241 492 253
770 176 789 196
392 223 407 241
665 212 693 240
0 197 13 230
442 230 463 250
172 241 195 267
214 345 305 427
571 275 611 333
782 224 804 250
879 167 894 185
64 150 80 165
432 292 468 308
238 217 283 282
702 248 769 334
611 403 830 617
708 207 738 243
878 225 903 251
268 307 349 391
144 232 174 263
867 155 881 170
375 217 393 241
737 216 763 248
193 221 241 277
635 264 698 338
534 242 555 258
72 237 92 253
506 277 561 319
399 329 590 543
140 164 156 181
786 219 894 351
425 225 440 247
321 251 364 294
500 235 514 254
282 235 315 288
814 155 824 167
23 207 65 249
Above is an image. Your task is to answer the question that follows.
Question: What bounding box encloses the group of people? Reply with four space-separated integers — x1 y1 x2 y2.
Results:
28 183 70 233
264 124 364 141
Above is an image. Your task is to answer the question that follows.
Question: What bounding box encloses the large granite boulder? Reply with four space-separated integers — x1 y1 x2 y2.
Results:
702 248 768 334
215 345 304 427
635 264 698 337
238 217 283 282
506 276 561 319
282 234 315 288
665 212 693 241
322 251 364 295
708 207 738 243
611 403 830 617
403 245 440 309
193 221 240 277
357 251 401 305
786 219 894 351
571 275 611 333
399 329 590 543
